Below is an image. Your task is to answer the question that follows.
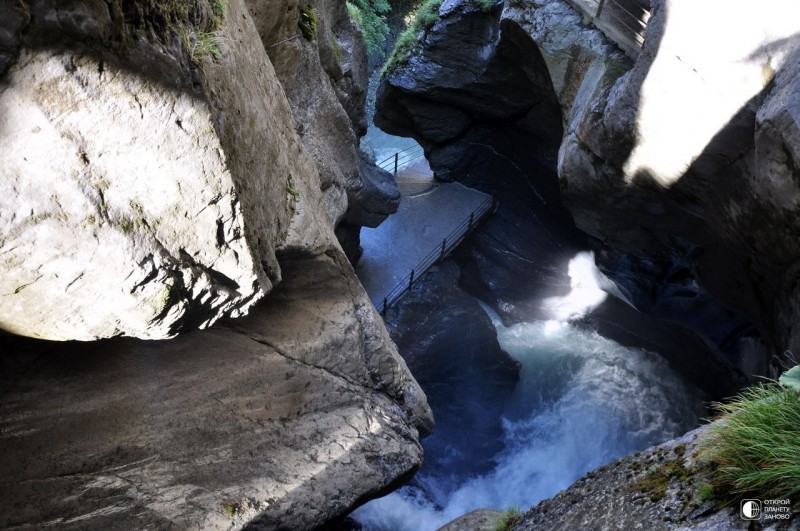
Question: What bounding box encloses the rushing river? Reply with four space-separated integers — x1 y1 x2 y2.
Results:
353 253 706 530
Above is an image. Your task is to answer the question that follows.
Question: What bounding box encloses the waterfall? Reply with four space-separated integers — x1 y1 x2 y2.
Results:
353 253 705 530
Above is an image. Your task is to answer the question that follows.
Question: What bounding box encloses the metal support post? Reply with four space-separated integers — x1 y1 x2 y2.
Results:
595 0 606 18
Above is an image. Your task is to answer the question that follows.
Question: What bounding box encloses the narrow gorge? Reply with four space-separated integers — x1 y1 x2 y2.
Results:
1 0 799 530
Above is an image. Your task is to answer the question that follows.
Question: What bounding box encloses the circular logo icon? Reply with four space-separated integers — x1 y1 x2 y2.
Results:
741 500 761 520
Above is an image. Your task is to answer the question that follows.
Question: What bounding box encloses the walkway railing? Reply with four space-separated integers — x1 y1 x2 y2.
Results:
377 144 425 175
376 195 497 316
565 0 650 58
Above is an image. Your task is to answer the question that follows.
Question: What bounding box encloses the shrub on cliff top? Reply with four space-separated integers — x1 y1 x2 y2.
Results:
381 0 443 76
701 374 800 503
346 0 391 57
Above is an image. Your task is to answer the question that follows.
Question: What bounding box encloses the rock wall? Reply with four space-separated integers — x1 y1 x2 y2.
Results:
553 0 800 368
1 0 292 340
373 0 747 397
375 0 800 382
0 0 398 341
514 424 800 530
0 0 432 528
246 0 399 264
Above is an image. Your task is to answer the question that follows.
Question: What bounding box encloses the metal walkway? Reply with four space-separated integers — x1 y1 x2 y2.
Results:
358 147 496 315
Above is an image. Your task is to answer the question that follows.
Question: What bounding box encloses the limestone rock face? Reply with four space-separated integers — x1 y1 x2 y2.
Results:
247 0 396 239
0 0 297 340
0 251 432 530
0 1 433 528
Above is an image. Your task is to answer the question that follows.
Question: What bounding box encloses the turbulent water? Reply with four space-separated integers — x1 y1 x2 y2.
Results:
353 254 706 531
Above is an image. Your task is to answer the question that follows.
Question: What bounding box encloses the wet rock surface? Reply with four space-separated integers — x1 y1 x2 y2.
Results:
373 0 746 399
554 0 800 368
514 425 800 531
385 261 519 483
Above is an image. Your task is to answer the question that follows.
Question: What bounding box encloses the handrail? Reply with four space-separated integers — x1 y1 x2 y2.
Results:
375 195 497 316
377 145 425 174
565 0 650 57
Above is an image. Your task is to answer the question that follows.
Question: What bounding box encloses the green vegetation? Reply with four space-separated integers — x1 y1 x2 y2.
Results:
223 502 239 518
286 177 300 199
298 5 317 40
494 506 522 531
473 0 495 11
346 0 391 57
631 456 691 502
210 0 227 29
698 482 715 501
181 29 223 61
173 0 226 63
382 0 442 76
701 377 800 502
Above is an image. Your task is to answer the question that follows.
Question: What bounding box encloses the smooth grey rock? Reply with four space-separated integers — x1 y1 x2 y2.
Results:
250 0 373 231
345 151 401 228
386 262 519 483
0 0 313 340
0 250 432 530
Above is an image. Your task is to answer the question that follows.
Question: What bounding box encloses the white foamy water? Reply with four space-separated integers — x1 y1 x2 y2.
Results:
540 251 631 322
353 307 705 530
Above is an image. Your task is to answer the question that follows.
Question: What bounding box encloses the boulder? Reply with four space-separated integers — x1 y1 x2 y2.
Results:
345 151 402 228
0 0 300 340
437 509 503 531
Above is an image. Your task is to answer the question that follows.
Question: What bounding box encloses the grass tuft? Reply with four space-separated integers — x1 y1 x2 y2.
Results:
172 0 226 64
698 482 715 501
381 0 442 76
700 383 800 502
209 0 227 30
495 506 522 531
180 28 223 61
